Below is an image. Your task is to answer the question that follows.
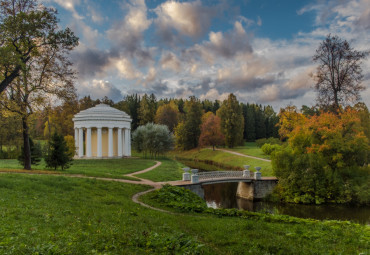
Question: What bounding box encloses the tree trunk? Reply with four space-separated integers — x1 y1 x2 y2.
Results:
22 116 31 170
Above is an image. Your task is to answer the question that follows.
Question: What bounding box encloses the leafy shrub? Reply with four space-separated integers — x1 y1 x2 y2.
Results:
261 143 282 155
0 148 21 159
256 137 282 147
151 185 207 212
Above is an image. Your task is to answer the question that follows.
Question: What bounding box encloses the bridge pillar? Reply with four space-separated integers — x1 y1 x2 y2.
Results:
236 182 254 200
236 180 278 200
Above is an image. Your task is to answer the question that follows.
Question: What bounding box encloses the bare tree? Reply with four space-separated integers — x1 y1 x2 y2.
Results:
313 34 368 111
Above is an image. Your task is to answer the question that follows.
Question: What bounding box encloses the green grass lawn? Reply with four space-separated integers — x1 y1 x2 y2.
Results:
0 174 368 254
173 147 274 176
135 157 185 182
0 158 156 179
226 142 271 159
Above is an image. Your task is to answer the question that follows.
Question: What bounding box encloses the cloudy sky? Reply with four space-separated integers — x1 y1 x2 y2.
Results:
43 0 370 110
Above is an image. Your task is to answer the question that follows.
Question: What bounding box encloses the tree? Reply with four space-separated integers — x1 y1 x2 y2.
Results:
313 34 368 111
115 94 141 130
0 0 78 94
45 133 73 170
242 103 256 141
277 105 306 141
272 108 369 204
154 102 179 132
139 94 157 125
255 105 266 139
183 96 202 150
18 137 41 165
217 93 244 148
174 121 187 150
199 113 224 150
132 123 174 158
0 0 78 169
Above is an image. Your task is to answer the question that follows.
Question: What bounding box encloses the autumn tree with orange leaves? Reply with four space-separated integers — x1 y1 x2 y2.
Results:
199 113 224 150
272 108 369 204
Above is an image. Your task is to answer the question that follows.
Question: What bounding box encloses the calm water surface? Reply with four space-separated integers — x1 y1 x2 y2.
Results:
203 182 370 224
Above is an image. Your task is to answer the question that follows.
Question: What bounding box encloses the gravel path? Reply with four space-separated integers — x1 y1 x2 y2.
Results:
215 148 271 162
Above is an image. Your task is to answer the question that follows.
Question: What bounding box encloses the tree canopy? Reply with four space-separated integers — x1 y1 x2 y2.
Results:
272 108 370 204
0 0 78 94
217 93 244 148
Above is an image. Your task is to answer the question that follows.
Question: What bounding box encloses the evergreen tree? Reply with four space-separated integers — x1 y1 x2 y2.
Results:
212 100 220 113
183 96 203 150
45 133 73 170
217 94 244 147
255 105 266 139
18 138 42 166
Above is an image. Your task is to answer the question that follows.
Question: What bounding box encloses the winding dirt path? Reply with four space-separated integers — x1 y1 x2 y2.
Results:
215 148 271 162
1 161 171 213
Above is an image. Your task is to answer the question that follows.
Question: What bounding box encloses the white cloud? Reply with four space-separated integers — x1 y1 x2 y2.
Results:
77 80 123 101
115 58 142 80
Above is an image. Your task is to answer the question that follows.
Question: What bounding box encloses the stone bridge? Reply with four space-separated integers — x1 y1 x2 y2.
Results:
173 167 278 201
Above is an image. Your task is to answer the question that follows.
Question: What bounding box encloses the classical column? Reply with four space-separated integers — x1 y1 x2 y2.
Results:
108 127 113 157
97 127 102 158
86 127 92 157
118 128 123 157
127 129 131 156
123 128 127 156
124 128 129 156
74 128 78 155
78 128 84 157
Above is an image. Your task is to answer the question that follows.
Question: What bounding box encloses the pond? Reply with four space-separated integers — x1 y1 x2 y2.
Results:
203 182 370 224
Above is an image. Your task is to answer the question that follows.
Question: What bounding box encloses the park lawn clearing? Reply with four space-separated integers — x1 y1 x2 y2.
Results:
1 174 368 254
0 158 156 180
135 157 185 182
226 142 271 159
0 174 204 254
173 148 274 176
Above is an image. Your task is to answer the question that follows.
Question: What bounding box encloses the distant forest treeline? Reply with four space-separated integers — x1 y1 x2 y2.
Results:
0 94 279 149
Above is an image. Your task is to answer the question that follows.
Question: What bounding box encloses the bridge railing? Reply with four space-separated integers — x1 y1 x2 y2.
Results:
197 171 249 181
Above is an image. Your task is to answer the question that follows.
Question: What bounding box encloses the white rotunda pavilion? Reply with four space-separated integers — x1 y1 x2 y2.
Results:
73 104 132 158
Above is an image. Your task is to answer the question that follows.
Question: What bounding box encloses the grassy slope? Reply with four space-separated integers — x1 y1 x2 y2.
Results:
173 147 274 176
0 158 156 179
135 157 185 182
0 174 368 254
227 142 271 159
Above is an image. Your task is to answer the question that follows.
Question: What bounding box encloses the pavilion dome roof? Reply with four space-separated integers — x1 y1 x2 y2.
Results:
73 104 132 122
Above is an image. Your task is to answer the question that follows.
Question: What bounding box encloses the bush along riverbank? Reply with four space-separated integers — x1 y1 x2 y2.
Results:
141 185 370 254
